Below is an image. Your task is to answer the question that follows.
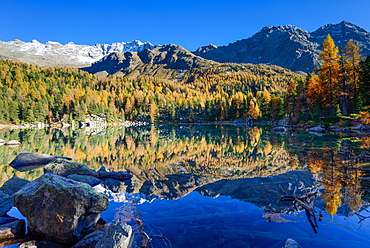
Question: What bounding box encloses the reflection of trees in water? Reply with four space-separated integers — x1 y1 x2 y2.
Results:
307 149 364 216
0 126 298 185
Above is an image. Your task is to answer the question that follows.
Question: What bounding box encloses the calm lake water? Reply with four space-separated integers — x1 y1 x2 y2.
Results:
1 124 370 248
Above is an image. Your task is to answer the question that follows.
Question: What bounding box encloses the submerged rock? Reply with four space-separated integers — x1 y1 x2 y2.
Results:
283 238 301 248
94 220 133 248
72 230 104 248
0 176 30 196
10 153 71 172
13 173 109 243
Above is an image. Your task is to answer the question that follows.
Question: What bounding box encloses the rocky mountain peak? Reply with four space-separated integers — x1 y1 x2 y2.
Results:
311 20 368 39
84 44 217 78
195 44 218 54
314 21 365 34
195 21 370 72
259 24 309 35
311 20 370 52
254 24 311 43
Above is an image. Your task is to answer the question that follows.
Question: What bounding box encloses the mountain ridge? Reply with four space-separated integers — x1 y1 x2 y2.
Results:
0 39 157 67
195 21 370 72
83 44 219 80
1 21 369 72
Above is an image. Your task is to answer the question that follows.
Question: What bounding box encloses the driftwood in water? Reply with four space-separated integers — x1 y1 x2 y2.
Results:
278 184 318 213
278 183 319 233
9 153 72 172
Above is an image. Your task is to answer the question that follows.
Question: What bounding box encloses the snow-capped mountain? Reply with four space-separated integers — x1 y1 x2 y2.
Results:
0 39 157 67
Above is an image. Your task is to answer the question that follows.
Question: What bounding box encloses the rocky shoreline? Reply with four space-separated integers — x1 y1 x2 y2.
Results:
0 114 151 131
0 153 134 248
0 153 307 248
2 115 369 138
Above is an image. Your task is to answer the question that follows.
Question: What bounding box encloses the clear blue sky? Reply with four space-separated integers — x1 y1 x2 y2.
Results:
1 0 369 51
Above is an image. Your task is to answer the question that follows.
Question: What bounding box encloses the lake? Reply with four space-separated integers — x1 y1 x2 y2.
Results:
1 124 370 247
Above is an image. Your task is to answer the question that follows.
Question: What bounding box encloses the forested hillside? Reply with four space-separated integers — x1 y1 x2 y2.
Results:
1 34 370 125
0 60 302 124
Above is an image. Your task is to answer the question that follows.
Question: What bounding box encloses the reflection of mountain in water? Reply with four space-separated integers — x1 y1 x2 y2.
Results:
197 170 314 212
0 126 298 197
1 125 369 216
119 126 299 199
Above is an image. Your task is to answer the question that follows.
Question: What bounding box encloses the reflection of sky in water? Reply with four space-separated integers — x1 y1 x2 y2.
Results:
102 191 370 248
2 126 370 247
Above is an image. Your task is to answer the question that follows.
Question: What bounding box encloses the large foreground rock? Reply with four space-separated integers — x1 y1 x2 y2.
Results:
94 220 133 248
13 173 109 243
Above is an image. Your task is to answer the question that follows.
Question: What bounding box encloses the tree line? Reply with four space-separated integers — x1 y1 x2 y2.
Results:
306 35 370 119
0 60 301 123
0 35 370 124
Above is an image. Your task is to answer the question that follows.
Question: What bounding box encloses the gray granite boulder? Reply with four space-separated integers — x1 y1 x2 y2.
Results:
67 174 103 187
13 173 109 243
72 230 104 248
94 220 133 248
0 191 13 216
0 176 29 196
44 159 97 177
45 160 132 182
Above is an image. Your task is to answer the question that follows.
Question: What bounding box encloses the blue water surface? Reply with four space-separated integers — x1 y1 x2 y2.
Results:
102 190 370 248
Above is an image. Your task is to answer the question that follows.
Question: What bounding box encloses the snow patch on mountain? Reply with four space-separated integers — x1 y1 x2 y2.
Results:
94 184 158 204
0 39 158 65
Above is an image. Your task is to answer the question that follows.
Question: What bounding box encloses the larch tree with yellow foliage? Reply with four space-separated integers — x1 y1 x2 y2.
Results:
317 34 341 115
344 39 363 112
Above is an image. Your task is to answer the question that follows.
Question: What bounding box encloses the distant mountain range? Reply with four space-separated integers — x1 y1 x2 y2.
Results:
1 21 369 73
195 21 370 72
83 44 218 79
0 39 157 67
